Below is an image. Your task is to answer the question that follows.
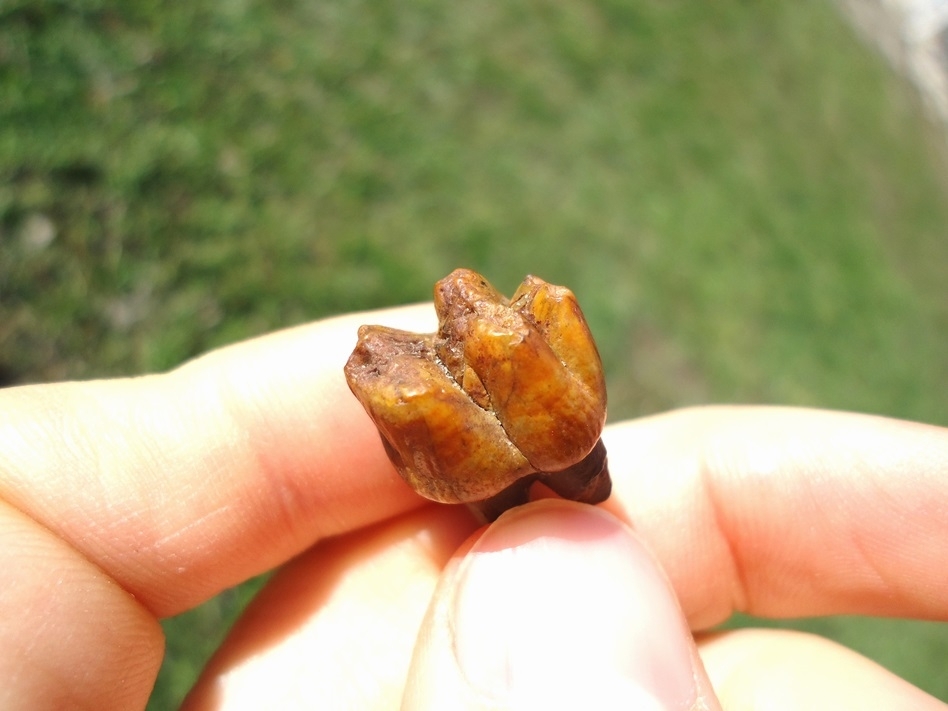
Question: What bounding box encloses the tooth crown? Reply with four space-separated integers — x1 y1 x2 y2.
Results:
344 268 608 506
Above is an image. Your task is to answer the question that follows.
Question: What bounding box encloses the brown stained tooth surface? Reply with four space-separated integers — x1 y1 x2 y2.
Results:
344 268 611 517
344 325 531 503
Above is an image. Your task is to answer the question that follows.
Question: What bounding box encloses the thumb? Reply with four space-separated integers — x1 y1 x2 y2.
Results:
402 499 721 711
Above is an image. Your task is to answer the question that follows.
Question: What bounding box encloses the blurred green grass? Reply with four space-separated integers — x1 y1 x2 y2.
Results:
2 0 947 707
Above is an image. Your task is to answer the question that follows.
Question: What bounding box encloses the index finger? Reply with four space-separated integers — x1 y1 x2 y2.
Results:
602 406 948 629
0 305 436 617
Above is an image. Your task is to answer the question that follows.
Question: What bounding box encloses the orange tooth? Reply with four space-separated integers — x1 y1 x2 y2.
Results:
344 268 611 520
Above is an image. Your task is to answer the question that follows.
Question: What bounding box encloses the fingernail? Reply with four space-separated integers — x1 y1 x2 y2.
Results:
449 499 699 710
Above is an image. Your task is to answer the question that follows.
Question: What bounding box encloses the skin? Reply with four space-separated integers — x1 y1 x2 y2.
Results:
0 304 946 710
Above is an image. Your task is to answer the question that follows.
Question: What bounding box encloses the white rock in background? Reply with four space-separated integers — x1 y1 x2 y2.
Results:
19 213 57 253
836 0 948 126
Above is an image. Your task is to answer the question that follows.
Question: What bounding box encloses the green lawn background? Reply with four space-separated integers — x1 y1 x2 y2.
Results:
2 1 947 708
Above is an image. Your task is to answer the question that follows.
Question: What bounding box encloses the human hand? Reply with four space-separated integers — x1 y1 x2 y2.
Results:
1 306 946 710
